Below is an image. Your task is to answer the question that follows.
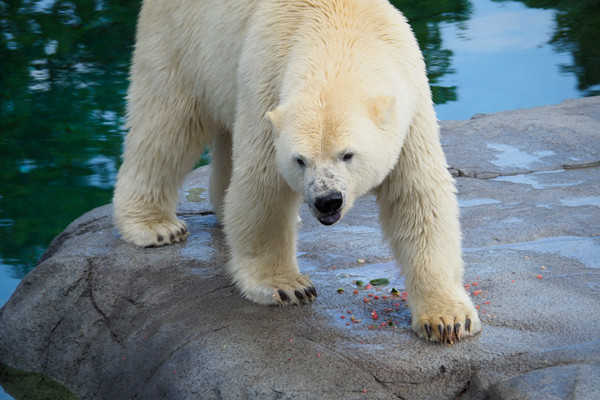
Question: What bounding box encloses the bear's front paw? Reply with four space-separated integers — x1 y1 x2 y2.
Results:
238 274 317 306
119 218 189 247
411 294 481 344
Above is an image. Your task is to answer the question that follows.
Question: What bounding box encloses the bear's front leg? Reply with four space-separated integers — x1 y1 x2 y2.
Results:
113 93 205 247
114 154 191 247
376 118 481 343
377 172 481 343
223 163 316 306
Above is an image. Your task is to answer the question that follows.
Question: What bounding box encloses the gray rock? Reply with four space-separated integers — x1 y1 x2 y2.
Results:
466 363 600 400
1 97 599 399
441 96 600 177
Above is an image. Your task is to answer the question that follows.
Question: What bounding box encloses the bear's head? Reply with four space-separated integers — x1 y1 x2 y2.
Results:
267 88 411 225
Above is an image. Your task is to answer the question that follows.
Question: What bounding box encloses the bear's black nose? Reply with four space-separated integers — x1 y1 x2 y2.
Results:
314 191 343 214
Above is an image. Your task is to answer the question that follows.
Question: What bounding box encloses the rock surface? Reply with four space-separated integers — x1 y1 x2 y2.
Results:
1 97 599 399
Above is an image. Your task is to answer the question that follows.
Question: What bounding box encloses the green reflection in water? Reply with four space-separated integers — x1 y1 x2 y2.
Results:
391 0 473 103
1 0 140 275
493 0 600 96
0 363 77 400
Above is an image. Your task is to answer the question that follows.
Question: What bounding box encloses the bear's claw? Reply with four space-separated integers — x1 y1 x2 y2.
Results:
273 285 317 305
277 290 290 302
418 314 480 345
424 323 432 339
119 219 189 248
239 272 317 306
413 292 482 345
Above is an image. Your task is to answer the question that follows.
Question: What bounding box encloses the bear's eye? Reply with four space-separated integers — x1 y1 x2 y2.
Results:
295 157 305 168
342 152 354 162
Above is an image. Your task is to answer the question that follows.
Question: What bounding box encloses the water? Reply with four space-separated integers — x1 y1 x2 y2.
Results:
464 235 600 269
433 0 584 120
459 198 501 208
492 169 586 190
0 1 598 396
487 143 556 170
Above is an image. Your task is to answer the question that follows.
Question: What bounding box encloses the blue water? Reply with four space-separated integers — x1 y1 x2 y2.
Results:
0 388 10 400
435 1 579 120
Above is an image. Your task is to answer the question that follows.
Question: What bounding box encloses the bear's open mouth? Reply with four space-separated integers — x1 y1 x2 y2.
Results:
317 211 341 226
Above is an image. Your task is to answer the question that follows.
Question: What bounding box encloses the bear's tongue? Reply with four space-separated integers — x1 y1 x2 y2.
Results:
318 212 341 226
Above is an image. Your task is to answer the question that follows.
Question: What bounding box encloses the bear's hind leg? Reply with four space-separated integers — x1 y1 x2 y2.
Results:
113 95 208 247
209 130 233 223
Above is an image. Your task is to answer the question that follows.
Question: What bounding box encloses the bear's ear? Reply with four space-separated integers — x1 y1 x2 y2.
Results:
265 108 285 136
368 96 396 126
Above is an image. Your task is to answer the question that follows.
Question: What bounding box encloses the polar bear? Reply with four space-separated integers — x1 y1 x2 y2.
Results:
113 0 481 343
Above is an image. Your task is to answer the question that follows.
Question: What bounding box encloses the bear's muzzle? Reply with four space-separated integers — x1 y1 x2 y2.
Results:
314 191 343 225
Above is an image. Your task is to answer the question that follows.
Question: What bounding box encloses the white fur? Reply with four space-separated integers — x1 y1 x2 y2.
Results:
113 0 481 343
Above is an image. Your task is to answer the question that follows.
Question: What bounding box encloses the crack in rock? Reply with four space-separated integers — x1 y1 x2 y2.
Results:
563 160 600 170
40 264 92 374
177 210 215 217
87 259 122 344
41 314 66 375
296 334 404 397
449 159 600 180
142 325 231 386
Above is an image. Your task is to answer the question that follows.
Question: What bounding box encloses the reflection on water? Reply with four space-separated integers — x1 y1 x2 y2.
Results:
0 0 599 295
506 0 600 96
0 363 77 400
392 0 473 105
1 0 138 278
432 0 600 119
